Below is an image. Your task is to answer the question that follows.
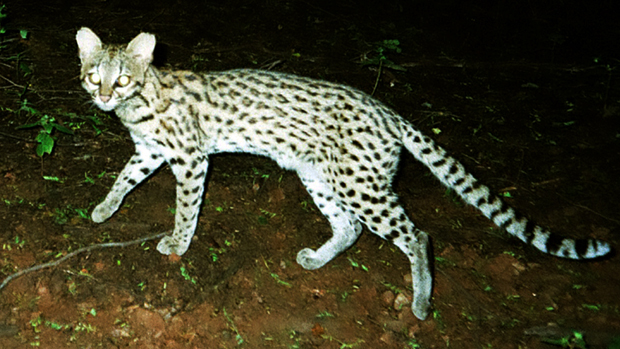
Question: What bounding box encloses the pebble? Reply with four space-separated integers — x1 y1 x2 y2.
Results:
393 293 411 311
381 290 395 307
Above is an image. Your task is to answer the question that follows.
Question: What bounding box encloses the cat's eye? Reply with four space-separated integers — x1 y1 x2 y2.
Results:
117 75 131 87
88 73 101 85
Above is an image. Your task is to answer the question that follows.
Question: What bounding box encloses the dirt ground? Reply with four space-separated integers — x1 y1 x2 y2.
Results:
0 1 618 348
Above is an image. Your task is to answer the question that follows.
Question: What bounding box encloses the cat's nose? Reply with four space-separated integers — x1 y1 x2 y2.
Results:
99 95 111 103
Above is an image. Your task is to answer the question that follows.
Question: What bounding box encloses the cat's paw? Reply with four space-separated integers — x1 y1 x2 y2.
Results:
157 236 189 256
296 248 328 270
91 204 115 223
412 297 431 321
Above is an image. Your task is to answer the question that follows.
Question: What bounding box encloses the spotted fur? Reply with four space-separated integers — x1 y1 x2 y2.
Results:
76 28 610 320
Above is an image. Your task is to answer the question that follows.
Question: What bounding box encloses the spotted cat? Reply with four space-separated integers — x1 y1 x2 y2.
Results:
76 28 610 320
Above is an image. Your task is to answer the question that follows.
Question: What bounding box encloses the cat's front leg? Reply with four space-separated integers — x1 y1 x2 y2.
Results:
92 145 164 222
156 154 209 256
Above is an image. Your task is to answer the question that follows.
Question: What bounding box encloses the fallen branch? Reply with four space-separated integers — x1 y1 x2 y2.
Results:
0 232 168 291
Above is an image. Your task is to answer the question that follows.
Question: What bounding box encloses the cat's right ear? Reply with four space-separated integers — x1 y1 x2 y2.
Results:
76 27 102 63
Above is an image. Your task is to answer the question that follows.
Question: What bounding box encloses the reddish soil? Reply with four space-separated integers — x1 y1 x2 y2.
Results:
0 1 618 348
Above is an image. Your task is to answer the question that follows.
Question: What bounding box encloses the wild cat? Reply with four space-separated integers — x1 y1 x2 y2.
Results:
76 27 610 320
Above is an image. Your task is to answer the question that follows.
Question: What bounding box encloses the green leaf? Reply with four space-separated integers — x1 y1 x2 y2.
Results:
258 215 268 225
19 61 31 76
15 121 42 129
35 132 54 156
51 123 74 135
43 176 61 182
42 122 54 133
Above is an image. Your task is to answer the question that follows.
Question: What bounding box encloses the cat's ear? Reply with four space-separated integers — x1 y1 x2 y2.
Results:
76 27 102 63
126 32 156 65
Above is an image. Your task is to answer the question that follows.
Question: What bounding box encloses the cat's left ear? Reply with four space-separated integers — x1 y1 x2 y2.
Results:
126 32 156 65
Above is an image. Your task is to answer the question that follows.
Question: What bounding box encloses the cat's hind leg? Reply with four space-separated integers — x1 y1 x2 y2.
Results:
349 191 432 320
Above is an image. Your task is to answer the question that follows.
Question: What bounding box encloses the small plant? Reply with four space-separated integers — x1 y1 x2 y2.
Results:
180 266 197 284
16 110 73 157
582 303 600 312
29 315 42 334
541 330 587 349
0 5 29 65
347 257 368 272
258 208 276 225
320 335 364 348
299 200 314 212
207 247 219 262
2 235 26 250
361 39 406 96
380 281 403 294
252 167 270 180
432 309 446 331
361 39 406 72
222 307 245 345
270 272 292 287
53 205 89 225
84 171 106 184
0 5 28 39
316 310 335 318
406 338 421 349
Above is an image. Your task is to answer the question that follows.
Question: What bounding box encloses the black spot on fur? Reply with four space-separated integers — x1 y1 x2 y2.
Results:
574 239 590 258
387 230 400 240
545 233 566 256
432 159 446 167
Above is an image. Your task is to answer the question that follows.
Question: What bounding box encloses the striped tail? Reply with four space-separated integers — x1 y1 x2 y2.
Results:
400 123 611 259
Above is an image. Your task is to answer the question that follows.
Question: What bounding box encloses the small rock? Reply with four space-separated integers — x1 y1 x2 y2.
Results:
128 307 166 338
408 324 420 338
36 285 49 297
381 290 395 307
512 260 527 274
380 332 394 344
393 293 411 311
311 323 325 337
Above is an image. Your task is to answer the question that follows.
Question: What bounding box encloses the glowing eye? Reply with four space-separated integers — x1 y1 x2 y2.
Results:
117 75 131 87
88 73 101 85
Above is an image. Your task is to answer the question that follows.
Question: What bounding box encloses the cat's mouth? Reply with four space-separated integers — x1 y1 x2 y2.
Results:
94 97 117 111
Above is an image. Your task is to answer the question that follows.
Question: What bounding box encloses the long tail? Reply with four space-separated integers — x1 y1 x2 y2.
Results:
400 123 611 259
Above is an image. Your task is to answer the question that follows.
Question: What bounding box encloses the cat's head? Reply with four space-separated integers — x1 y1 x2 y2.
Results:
76 28 155 111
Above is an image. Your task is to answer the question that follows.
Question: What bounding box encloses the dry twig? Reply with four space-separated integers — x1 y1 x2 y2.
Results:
0 232 168 291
